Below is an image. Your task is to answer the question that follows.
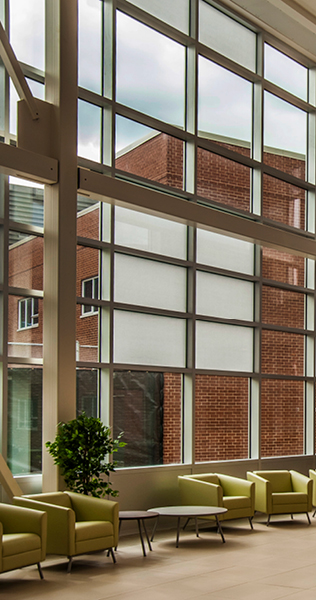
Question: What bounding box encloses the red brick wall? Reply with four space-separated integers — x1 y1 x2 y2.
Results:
262 286 305 328
163 373 182 464
195 375 248 461
261 379 304 457
261 330 304 376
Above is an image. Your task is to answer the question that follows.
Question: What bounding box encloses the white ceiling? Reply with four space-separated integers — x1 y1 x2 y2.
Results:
224 0 316 60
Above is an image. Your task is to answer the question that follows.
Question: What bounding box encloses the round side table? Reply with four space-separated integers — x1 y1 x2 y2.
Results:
117 510 159 556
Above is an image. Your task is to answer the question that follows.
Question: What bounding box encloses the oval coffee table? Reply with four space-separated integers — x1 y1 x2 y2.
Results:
147 505 227 547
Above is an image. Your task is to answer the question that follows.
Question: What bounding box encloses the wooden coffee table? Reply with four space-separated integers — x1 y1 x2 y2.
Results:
147 505 228 547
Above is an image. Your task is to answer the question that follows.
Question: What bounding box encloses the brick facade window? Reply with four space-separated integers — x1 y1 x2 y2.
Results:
18 298 39 330
81 276 99 315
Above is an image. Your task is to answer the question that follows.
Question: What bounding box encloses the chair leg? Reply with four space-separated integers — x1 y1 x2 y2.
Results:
37 563 44 580
109 547 116 563
313 509 316 518
266 514 271 526
291 514 294 519
248 516 254 530
307 512 311 525
67 557 73 573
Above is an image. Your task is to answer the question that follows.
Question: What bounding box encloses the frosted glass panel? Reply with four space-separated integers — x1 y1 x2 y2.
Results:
264 44 307 101
199 1 256 72
196 321 253 371
127 0 189 34
78 0 102 94
114 311 186 367
115 207 187 259
197 230 254 274
196 273 253 320
114 254 186 311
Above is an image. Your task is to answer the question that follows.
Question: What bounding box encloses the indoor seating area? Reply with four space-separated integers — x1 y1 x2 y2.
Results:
2 0 316 598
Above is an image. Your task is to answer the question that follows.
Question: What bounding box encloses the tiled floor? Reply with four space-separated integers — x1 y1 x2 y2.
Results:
2 513 316 599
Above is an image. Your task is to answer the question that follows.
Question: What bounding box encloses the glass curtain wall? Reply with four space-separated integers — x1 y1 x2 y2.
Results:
1 0 316 474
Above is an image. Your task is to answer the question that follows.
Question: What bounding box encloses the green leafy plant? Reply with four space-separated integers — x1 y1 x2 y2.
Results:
46 413 125 497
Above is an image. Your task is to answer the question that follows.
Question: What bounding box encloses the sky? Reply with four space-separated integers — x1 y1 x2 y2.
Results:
5 0 309 166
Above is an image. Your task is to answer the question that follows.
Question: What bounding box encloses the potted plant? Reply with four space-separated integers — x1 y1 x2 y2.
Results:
46 413 125 497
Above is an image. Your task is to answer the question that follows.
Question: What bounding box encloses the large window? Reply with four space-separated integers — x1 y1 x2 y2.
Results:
1 0 316 478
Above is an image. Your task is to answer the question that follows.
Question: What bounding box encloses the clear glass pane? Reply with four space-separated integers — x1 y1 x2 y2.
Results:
196 321 253 371
116 12 185 128
114 254 187 311
198 56 252 149
262 174 306 230
114 311 186 367
8 296 43 358
9 233 43 290
197 148 251 212
115 206 187 259
196 272 253 320
26 78 45 100
116 117 184 191
264 92 306 179
9 177 44 228
126 0 189 34
199 1 256 72
262 286 305 329
7 366 42 475
197 229 254 274
76 368 98 417
77 198 101 240
195 375 248 461
113 371 182 467
264 44 308 101
78 0 102 94
261 380 303 457
78 100 101 162
262 247 305 286
76 307 99 362
261 330 304 375
10 0 45 71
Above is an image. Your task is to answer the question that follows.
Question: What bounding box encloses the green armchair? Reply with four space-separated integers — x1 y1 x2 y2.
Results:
178 473 255 528
247 470 312 525
0 503 47 579
14 491 119 572
308 469 316 516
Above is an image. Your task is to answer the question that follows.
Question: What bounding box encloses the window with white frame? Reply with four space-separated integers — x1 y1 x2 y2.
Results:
81 276 99 315
18 298 39 330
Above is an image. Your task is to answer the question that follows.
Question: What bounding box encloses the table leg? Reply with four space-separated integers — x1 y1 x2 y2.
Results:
141 519 153 551
194 516 199 538
215 515 225 543
150 516 159 542
176 516 181 548
137 519 147 556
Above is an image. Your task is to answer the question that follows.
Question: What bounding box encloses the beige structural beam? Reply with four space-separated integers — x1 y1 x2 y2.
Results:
0 143 58 184
0 22 39 120
42 0 78 492
78 168 316 259
0 454 23 499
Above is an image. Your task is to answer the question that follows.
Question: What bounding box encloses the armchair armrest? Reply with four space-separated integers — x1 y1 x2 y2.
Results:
66 492 119 547
13 496 75 556
178 476 223 507
309 469 316 506
290 471 312 510
247 472 271 514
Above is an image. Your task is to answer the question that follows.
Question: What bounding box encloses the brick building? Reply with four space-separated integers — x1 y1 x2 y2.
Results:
8 132 307 468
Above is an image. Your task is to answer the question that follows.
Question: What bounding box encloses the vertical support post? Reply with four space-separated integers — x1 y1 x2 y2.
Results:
42 0 78 491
